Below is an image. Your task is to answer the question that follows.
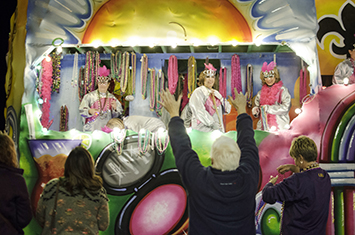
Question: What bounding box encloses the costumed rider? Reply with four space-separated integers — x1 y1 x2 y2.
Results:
189 63 231 132
333 43 355 85
79 65 123 132
252 61 291 131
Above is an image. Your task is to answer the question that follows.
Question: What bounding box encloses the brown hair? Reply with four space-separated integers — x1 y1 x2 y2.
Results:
0 131 18 168
63 146 103 194
259 67 281 85
289 136 318 162
106 118 124 130
198 71 217 88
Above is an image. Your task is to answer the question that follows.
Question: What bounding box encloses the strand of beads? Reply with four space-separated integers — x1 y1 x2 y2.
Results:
155 128 169 155
149 68 156 111
138 129 150 155
141 54 148 99
131 52 136 95
112 128 127 155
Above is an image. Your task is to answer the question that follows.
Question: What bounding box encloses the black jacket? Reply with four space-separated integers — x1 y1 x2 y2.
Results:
0 163 32 234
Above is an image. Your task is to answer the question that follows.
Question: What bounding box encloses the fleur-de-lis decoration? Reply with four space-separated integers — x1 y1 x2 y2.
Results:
317 2 355 57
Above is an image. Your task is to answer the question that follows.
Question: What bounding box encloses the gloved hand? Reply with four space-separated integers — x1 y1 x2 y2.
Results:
252 107 260 117
212 122 222 131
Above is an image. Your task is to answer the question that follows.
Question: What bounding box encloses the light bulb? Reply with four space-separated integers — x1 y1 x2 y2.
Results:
45 55 51 62
56 46 62 53
344 78 349 85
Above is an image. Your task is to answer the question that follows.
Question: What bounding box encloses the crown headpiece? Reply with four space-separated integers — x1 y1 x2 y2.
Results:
97 65 111 83
203 63 217 76
261 61 276 77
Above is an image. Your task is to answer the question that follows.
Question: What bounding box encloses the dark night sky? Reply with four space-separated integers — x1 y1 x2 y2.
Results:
0 1 17 130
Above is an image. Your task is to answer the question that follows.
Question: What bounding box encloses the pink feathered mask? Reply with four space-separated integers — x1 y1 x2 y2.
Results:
97 65 111 82
261 61 276 77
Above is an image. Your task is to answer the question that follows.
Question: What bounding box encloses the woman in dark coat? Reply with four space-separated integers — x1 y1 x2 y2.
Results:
0 131 32 235
262 136 331 235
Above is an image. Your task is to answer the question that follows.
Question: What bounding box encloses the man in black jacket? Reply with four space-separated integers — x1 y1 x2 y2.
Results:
158 88 259 235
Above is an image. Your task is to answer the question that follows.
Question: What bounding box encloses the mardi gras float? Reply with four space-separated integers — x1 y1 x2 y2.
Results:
4 0 355 234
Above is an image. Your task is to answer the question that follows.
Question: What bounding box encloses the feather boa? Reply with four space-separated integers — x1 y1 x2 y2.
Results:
259 81 283 130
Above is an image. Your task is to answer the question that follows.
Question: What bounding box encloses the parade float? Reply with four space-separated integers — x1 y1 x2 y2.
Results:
4 0 355 234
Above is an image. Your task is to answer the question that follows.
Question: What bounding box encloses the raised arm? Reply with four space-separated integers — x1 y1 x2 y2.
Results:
158 89 205 188
229 88 259 175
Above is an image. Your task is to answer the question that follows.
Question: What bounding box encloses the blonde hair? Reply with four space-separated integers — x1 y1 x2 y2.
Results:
106 118 124 130
289 136 317 162
211 136 241 171
259 67 280 85
0 131 18 168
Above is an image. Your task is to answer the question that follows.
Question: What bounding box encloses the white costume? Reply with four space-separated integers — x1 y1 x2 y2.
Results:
79 90 122 132
189 86 231 132
333 58 355 85
254 84 291 131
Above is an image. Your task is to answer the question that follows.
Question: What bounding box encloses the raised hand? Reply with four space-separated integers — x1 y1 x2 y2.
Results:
158 88 182 118
277 164 299 174
228 88 247 114
111 100 117 111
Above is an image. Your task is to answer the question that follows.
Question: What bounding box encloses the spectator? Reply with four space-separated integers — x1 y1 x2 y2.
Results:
158 88 259 234
0 131 32 235
36 146 109 234
262 135 331 235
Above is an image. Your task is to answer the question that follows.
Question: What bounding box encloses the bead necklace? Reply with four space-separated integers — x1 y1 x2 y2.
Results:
112 129 126 155
71 52 78 87
141 54 148 99
138 129 150 155
97 90 108 116
246 64 253 108
155 70 164 116
219 67 227 98
300 162 319 172
149 68 156 111
188 56 196 98
51 52 62 93
155 130 169 155
231 54 242 99
131 52 136 95
60 105 69 131
168 55 178 94
121 51 130 93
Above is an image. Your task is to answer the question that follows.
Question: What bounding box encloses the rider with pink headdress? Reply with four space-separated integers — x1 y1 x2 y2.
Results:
189 63 231 132
252 61 291 131
79 65 123 132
